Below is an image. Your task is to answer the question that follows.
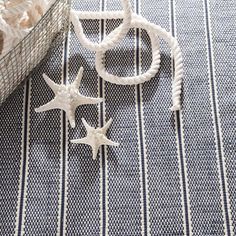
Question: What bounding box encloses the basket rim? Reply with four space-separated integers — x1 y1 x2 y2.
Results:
0 0 67 63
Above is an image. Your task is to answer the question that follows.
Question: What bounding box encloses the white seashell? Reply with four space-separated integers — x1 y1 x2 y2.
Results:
0 0 56 57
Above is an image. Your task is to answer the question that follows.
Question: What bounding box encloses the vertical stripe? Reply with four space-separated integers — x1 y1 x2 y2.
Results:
59 32 69 236
104 125 109 235
103 16 109 234
203 0 232 234
15 81 31 235
66 1 100 234
16 80 31 236
22 38 64 235
62 30 70 236
208 0 236 233
135 83 147 236
105 2 142 233
134 0 148 235
170 0 191 235
0 87 24 235
175 0 226 234
174 111 190 236
141 0 184 234
99 1 107 235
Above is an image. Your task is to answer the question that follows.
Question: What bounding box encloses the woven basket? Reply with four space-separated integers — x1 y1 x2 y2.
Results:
0 0 71 105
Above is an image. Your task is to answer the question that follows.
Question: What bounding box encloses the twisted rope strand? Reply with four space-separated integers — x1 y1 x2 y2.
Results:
70 0 132 52
71 6 183 110
95 26 161 85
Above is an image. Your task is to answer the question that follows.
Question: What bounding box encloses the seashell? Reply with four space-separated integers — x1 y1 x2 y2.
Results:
3 0 32 17
0 0 56 56
0 30 3 54
19 11 32 28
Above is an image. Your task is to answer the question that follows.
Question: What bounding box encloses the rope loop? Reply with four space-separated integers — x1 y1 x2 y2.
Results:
71 3 183 111
70 0 132 52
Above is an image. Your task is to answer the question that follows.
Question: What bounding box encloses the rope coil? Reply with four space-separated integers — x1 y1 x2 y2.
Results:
70 0 183 111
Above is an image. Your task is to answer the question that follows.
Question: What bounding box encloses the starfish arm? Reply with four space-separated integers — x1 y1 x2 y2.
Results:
101 118 113 133
81 118 92 131
79 96 104 105
101 136 119 147
42 74 60 94
91 144 100 160
35 99 58 113
72 67 84 88
70 137 89 144
67 109 76 128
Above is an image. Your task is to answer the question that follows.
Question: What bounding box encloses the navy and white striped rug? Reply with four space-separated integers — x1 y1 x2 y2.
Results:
1 0 236 235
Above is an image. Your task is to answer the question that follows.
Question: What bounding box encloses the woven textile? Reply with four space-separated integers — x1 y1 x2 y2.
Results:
0 0 236 235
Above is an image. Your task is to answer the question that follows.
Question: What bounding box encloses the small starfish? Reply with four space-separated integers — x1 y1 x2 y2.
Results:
35 67 103 128
70 118 119 160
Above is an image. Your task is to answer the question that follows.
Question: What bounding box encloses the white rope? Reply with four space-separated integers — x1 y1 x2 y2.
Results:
71 1 183 111
70 0 132 52
95 25 161 85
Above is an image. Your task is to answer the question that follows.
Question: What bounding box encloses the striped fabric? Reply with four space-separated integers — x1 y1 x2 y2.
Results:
0 0 236 235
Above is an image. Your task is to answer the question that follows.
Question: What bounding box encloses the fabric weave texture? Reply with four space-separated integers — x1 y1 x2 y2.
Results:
0 0 236 235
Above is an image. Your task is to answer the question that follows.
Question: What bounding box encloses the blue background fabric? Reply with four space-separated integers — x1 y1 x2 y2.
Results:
0 0 236 235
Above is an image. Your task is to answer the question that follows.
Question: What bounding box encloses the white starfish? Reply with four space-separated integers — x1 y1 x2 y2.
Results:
35 67 103 128
70 118 119 160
